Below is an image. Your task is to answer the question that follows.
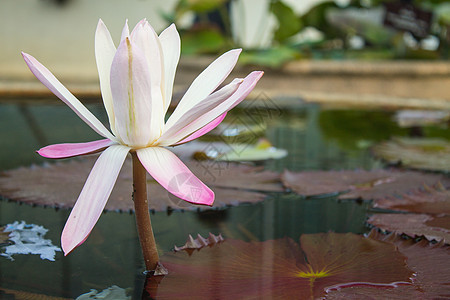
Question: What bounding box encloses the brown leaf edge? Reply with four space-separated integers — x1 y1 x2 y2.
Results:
173 233 224 255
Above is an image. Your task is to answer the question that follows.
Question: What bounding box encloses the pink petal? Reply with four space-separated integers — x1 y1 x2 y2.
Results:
61 145 130 255
175 113 226 145
110 38 161 147
160 71 263 146
165 49 242 128
21 52 116 141
37 139 115 159
160 78 241 144
159 24 181 114
137 147 214 206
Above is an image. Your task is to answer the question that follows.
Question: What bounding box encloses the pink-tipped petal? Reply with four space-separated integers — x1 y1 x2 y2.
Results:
137 147 214 206
159 78 242 145
175 113 226 145
159 23 180 114
110 38 161 147
61 145 130 255
37 139 115 159
22 52 116 141
165 48 242 128
95 19 117 136
160 71 263 146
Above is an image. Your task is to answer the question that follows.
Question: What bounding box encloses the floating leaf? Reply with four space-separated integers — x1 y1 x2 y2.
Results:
281 169 450 200
75 285 131 300
1 221 61 261
328 230 450 299
374 185 450 215
174 233 224 253
172 139 287 162
373 137 450 172
0 157 282 212
146 232 413 299
367 214 450 243
394 110 450 128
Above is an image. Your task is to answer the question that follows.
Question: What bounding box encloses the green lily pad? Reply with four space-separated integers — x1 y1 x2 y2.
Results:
146 232 413 299
373 137 450 172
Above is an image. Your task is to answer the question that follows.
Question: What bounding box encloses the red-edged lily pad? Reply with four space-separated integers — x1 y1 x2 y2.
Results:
374 185 450 215
146 232 413 299
367 214 450 243
0 156 282 212
327 230 450 299
281 169 450 201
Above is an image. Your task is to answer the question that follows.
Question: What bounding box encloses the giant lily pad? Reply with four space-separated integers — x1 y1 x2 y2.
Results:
281 169 450 200
145 232 413 299
372 137 450 172
326 230 450 299
367 214 450 243
374 185 450 215
0 156 282 212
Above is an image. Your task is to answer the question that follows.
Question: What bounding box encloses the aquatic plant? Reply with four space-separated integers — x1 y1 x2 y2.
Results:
22 19 262 272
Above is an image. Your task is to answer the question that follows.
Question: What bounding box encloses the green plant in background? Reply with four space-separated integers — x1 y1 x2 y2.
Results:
163 0 449 65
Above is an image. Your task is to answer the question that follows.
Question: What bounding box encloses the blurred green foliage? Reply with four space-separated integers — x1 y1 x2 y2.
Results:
166 0 450 66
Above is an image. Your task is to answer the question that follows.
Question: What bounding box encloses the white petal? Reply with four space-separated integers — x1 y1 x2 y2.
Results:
159 24 180 114
121 19 130 42
95 19 117 136
61 145 130 255
166 49 242 127
22 52 116 141
130 20 165 134
110 38 160 146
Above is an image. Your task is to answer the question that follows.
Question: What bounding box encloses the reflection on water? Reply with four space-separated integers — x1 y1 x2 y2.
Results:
0 99 442 298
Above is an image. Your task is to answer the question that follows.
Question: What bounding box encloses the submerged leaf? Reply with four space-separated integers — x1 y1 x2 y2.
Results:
373 137 450 172
174 233 224 253
367 214 450 243
374 185 450 215
146 232 413 299
281 169 450 200
0 156 282 212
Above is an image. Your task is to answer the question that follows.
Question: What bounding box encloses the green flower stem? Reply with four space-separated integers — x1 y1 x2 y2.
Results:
131 151 159 272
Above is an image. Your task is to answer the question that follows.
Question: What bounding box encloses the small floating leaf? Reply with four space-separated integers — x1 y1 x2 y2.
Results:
373 137 450 172
172 139 287 162
394 110 450 128
367 214 450 243
281 169 450 200
146 232 413 299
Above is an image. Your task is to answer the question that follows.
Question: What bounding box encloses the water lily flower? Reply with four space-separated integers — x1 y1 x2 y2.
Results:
22 19 263 256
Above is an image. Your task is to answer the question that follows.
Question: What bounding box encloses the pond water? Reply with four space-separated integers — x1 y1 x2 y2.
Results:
0 99 447 298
